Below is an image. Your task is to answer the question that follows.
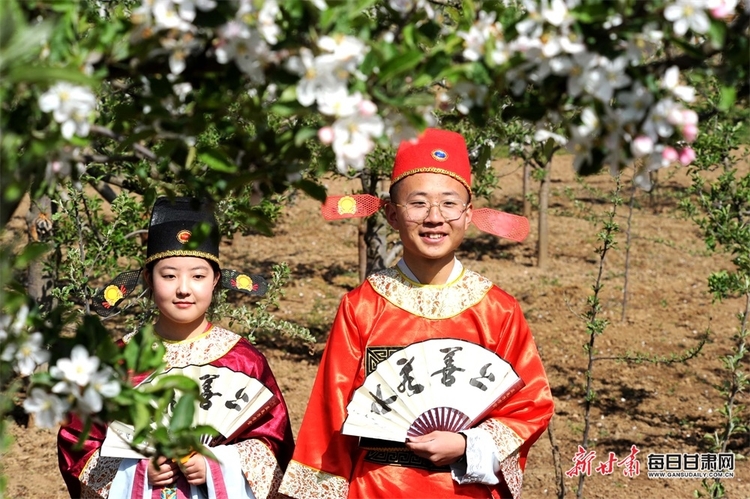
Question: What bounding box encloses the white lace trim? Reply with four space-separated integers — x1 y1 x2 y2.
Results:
235 439 283 499
367 268 493 319
278 460 348 499
478 419 524 499
79 450 121 499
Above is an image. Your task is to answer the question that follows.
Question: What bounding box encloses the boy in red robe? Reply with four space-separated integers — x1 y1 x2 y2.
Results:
279 129 554 499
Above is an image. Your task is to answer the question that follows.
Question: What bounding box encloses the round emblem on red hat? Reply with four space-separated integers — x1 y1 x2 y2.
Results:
176 230 191 244
431 149 448 161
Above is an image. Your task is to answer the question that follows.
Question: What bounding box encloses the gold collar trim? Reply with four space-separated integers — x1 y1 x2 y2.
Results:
367 267 493 319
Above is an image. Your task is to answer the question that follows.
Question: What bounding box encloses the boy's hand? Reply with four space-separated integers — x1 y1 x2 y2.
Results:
405 431 466 467
147 456 180 487
180 453 208 485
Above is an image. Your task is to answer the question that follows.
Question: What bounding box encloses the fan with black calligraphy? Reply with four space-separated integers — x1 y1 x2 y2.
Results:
101 364 278 459
341 338 524 443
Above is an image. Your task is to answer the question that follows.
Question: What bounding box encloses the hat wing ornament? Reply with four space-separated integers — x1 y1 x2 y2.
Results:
321 194 386 220
341 338 524 443
101 365 278 458
471 208 530 242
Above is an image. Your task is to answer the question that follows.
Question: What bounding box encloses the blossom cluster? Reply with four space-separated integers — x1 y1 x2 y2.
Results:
38 82 96 140
23 345 121 428
37 0 745 183
0 306 49 378
453 0 741 187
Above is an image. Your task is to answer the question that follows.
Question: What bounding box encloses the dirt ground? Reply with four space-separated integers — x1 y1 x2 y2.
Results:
2 155 749 499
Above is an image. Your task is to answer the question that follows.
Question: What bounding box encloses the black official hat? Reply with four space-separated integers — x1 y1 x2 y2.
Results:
91 197 268 317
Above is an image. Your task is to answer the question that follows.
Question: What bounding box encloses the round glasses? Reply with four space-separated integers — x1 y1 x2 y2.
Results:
392 200 469 223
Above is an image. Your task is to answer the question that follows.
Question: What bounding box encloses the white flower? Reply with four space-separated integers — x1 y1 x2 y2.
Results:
661 66 696 102
317 35 367 73
566 51 599 98
588 56 631 103
214 22 272 84
449 81 488 115
38 82 97 139
664 0 711 36
17 333 49 376
707 0 738 18
615 81 655 123
23 388 70 428
152 0 192 30
77 366 122 414
534 128 568 146
51 345 100 387
0 305 29 342
388 0 435 18
257 0 281 44
459 11 499 61
287 48 346 107
328 95 384 174
317 88 361 117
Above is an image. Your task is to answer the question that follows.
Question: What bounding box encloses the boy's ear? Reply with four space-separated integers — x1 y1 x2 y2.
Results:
463 202 473 228
385 202 399 229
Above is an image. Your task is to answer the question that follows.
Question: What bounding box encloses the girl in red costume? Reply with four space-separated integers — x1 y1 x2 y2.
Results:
58 197 294 499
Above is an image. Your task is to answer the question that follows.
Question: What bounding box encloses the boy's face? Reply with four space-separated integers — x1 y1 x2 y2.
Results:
146 256 219 329
386 172 472 265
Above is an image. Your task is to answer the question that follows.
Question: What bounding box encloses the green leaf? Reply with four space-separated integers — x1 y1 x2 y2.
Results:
718 86 736 111
294 127 318 146
378 50 423 83
198 149 237 173
169 394 196 432
5 66 97 86
295 179 328 202
144 374 198 394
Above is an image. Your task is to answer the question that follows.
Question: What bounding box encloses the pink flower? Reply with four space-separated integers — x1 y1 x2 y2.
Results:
662 146 679 163
630 136 654 158
682 123 698 143
357 100 378 117
679 147 696 166
318 126 334 145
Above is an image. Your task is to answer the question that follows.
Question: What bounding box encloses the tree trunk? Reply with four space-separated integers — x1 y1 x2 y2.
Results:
358 171 389 282
358 219 367 282
523 161 532 219
537 161 551 268
25 195 55 309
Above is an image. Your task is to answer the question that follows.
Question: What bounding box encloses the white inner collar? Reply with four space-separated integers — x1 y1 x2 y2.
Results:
396 258 463 284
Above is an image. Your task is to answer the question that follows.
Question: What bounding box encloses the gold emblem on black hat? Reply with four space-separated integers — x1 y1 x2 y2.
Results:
176 230 191 244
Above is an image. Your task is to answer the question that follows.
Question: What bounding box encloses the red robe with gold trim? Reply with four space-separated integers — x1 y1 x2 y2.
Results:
58 326 295 499
279 267 553 499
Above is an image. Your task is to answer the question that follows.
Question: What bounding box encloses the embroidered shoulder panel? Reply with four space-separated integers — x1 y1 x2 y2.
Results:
79 450 121 499
367 268 493 319
478 419 524 499
278 460 348 499
235 439 283 499
123 327 241 368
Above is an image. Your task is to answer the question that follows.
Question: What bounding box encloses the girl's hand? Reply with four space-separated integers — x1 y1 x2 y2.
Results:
180 453 208 485
405 431 466 467
147 456 180 487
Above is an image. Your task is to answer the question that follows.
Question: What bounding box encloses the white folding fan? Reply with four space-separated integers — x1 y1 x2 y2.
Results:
342 338 524 443
101 364 277 459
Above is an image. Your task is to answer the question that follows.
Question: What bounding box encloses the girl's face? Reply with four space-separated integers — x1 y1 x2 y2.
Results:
147 256 219 334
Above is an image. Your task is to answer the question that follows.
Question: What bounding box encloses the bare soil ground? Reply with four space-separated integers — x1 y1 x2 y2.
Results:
2 155 749 499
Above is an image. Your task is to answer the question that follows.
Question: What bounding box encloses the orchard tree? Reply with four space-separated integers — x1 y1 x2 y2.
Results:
0 0 748 486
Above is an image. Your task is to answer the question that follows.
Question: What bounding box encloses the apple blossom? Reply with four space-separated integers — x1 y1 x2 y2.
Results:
23 388 70 429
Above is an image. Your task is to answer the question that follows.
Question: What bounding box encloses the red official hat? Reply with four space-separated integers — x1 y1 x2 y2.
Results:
321 128 530 242
391 128 472 195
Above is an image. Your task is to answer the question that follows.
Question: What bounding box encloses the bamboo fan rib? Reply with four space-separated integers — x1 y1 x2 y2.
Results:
101 364 277 459
342 338 524 443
